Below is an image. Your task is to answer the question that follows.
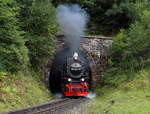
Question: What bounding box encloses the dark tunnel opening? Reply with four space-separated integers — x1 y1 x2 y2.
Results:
49 46 92 95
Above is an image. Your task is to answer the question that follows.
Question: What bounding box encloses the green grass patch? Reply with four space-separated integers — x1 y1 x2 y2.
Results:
0 71 52 113
87 90 150 114
85 68 150 114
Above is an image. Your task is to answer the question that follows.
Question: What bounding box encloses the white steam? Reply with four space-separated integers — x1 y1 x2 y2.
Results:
86 92 96 99
54 93 63 99
56 4 89 51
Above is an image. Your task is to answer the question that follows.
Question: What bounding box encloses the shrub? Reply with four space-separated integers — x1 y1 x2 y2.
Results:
0 0 29 72
104 1 150 86
19 0 58 69
110 6 150 70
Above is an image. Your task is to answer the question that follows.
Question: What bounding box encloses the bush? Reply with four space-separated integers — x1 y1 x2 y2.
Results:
19 0 58 69
110 4 150 70
0 0 29 72
104 1 150 86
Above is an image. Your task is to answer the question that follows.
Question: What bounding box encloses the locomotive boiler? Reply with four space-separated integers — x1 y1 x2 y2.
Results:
49 47 91 97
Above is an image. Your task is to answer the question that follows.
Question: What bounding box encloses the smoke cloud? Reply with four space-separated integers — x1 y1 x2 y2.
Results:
56 4 89 51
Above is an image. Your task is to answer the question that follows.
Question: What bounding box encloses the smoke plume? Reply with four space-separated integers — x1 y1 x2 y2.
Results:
56 4 89 51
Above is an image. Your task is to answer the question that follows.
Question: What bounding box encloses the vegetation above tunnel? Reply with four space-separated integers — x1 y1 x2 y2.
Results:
52 0 148 35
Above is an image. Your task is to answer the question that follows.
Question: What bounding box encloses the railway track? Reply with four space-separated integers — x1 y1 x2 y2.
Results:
2 98 88 114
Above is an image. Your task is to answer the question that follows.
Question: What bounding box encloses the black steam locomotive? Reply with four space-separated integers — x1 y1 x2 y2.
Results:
49 47 91 96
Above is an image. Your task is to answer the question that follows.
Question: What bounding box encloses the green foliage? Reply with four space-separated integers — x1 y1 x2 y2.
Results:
19 0 58 69
110 2 150 70
104 1 150 86
52 0 138 35
0 0 57 72
109 30 127 63
0 71 52 112
128 10 150 56
52 0 150 35
0 0 29 72
0 72 8 81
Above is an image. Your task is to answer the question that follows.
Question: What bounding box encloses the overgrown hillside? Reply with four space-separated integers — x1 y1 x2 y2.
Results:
0 72 52 112
0 0 57 112
103 0 150 87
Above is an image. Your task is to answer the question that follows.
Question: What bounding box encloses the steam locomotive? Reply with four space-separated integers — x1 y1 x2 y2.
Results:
49 47 91 96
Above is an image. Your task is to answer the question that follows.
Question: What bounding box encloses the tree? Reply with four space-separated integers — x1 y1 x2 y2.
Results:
52 0 135 35
18 0 58 69
0 0 29 72
110 1 150 70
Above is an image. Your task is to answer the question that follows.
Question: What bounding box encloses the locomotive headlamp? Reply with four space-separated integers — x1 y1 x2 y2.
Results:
81 78 85 81
73 52 78 60
68 78 72 82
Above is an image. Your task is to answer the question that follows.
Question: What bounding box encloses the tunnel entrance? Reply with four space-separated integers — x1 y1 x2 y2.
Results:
49 46 91 95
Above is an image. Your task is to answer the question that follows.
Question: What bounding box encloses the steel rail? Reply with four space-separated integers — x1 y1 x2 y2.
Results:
35 98 87 114
2 98 88 114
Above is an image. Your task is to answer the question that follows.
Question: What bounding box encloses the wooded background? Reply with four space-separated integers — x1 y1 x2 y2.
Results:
0 0 149 77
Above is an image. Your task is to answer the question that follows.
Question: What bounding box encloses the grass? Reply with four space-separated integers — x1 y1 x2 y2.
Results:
87 90 150 114
0 71 52 113
0 67 149 113
84 67 150 114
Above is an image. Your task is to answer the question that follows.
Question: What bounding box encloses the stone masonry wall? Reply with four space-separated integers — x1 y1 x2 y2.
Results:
82 36 113 89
